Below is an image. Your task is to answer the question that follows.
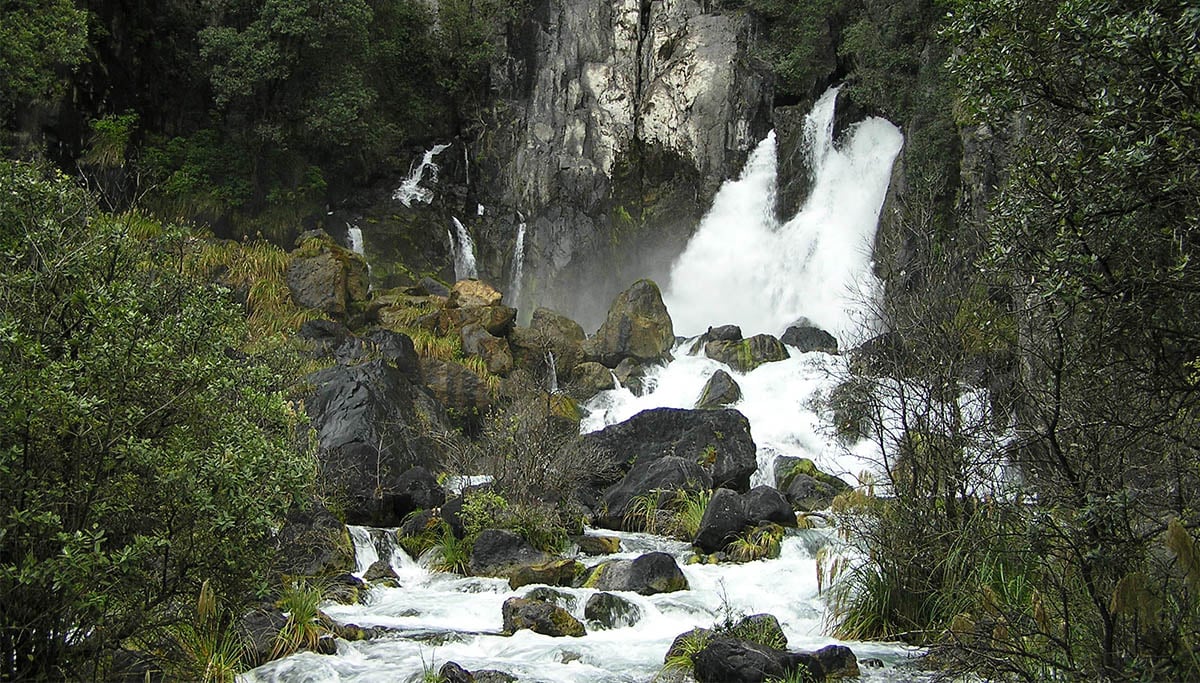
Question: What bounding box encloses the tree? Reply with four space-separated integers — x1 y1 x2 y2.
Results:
0 161 315 678
0 0 88 114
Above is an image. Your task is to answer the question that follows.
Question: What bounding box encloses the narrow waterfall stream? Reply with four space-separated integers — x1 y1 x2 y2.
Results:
394 143 452 207
246 89 921 682
450 217 479 280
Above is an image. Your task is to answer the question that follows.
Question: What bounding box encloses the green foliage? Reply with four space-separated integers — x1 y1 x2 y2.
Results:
0 0 88 109
81 113 140 169
745 0 851 100
430 524 471 574
166 581 246 683
272 579 325 658
0 161 316 678
726 524 784 563
624 488 712 540
661 629 711 676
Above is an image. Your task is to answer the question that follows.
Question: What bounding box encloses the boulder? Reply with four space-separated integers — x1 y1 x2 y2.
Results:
585 592 643 629
596 456 712 531
305 360 448 526
473 672 517 683
438 304 517 338
583 279 675 368
362 559 398 584
741 486 797 528
420 358 492 412
509 307 587 379
508 559 583 590
613 357 651 396
729 613 788 649
524 587 578 611
704 334 789 373
567 361 615 401
501 597 586 637
334 329 422 378
707 324 743 342
273 503 355 576
573 534 621 555
581 552 688 595
298 319 352 354
238 604 288 667
848 331 907 376
286 231 369 318
582 408 757 492
461 323 514 376
693 488 752 554
691 635 812 683
696 369 742 409
418 276 451 298
439 662 474 683
784 474 839 511
469 529 550 577
810 644 861 679
448 279 503 308
665 627 712 662
781 325 838 354
392 466 446 520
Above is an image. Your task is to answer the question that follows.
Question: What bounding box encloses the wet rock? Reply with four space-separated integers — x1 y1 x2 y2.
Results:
582 408 757 492
567 361 615 401
305 359 449 526
781 325 839 354
707 324 743 342
286 231 369 318
509 307 587 379
420 358 492 413
501 597 586 637
573 534 621 555
333 330 422 378
696 369 742 409
665 627 712 662
448 279 503 308
392 466 446 520
704 334 789 373
469 529 550 577
583 279 675 368
692 635 811 683
810 644 861 679
362 559 398 584
439 662 474 683
741 486 797 528
693 488 752 554
613 357 651 396
596 456 712 531
728 613 787 649
524 587 577 611
585 592 643 629
238 604 287 667
775 458 849 511
460 323 514 376
323 573 365 605
508 559 583 590
273 502 354 576
581 552 688 595
472 671 517 683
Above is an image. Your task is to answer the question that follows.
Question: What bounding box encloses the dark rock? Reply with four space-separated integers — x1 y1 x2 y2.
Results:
860 657 884 668
392 466 446 521
439 662 474 683
729 613 787 649
469 529 550 577
596 456 712 531
781 325 839 354
848 331 907 376
473 671 517 683
573 534 621 555
298 319 352 345
567 361 615 401
508 559 583 589
333 329 421 379
287 232 369 318
741 486 797 528
582 408 757 492
305 359 449 526
501 597 586 637
785 474 839 512
438 304 518 338
273 503 354 576
707 324 743 342
418 276 451 297
694 488 751 554
363 559 398 584
420 358 492 413
440 495 468 538
704 334 789 373
664 627 712 662
585 592 643 629
524 587 578 611
400 509 439 538
581 552 688 595
613 357 651 396
692 635 814 683
696 369 742 409
508 307 587 380
583 279 675 368
810 644 861 679
238 605 287 667
461 324 515 376
323 573 365 605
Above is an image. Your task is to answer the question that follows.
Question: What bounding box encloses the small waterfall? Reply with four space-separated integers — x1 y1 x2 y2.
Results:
546 350 559 393
662 86 903 345
394 143 451 207
347 525 379 578
450 217 478 280
345 221 364 256
509 221 527 305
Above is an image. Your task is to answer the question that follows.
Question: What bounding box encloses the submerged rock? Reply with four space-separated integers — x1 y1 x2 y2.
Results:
583 279 675 368
696 369 742 409
501 597 586 637
581 552 689 595
704 334 789 373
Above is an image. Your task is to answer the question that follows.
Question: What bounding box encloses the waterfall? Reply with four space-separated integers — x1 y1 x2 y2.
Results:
450 216 478 280
509 221 527 305
662 87 903 345
394 143 452 207
545 350 559 393
345 221 364 256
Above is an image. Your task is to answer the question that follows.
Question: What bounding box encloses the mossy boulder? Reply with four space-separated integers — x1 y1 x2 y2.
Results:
774 457 850 511
573 534 621 555
507 559 584 590
286 230 369 318
501 597 586 637
583 279 675 368
273 502 355 577
567 361 616 401
469 529 550 577
585 592 643 629
448 279 503 308
580 552 688 595
704 334 789 373
696 369 742 409
420 358 493 413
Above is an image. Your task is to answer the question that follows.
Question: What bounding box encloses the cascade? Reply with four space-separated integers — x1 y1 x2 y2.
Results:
394 143 451 207
345 221 364 256
450 216 478 280
545 350 558 393
245 89 922 683
509 221 527 306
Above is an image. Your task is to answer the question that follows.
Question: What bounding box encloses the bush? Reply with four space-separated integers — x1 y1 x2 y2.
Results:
0 161 316 678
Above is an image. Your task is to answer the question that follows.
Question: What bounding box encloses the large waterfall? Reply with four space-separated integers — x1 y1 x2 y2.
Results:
246 90 916 683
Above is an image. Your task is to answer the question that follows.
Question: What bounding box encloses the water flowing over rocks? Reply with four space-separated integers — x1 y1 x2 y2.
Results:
501 597 586 637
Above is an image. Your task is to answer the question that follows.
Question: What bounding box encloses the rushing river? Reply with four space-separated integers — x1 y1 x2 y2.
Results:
245 88 921 682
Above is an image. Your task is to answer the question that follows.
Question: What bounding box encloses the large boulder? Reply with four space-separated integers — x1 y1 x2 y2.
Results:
583 279 675 368
420 358 493 413
691 636 812 683
333 329 421 377
696 369 742 409
509 307 587 379
693 488 752 554
460 323 514 376
392 466 446 519
567 361 615 401
582 408 757 492
613 357 651 396
585 592 643 629
238 605 289 667
469 529 550 577
305 359 449 526
741 486 796 528
286 230 369 318
596 456 712 530
704 334 789 373
781 325 838 354
273 503 354 577
438 304 517 338
580 552 688 595
501 597 585 637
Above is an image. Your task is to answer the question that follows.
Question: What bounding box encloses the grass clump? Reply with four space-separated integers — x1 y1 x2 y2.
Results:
272 579 325 658
624 488 712 540
165 580 245 683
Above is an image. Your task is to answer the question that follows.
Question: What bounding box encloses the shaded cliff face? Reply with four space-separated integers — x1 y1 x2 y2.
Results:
478 0 773 329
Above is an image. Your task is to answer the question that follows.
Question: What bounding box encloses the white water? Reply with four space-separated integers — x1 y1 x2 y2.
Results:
662 87 904 344
394 143 452 207
450 217 479 280
345 222 365 256
510 221 527 306
245 89 924 683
